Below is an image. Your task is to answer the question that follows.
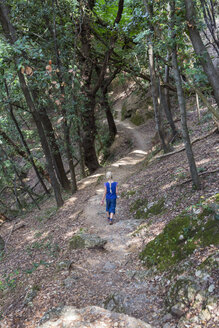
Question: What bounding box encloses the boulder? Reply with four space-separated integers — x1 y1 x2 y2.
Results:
69 233 107 249
38 305 153 328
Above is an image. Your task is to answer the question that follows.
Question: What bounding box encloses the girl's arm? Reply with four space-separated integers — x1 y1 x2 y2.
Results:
101 186 107 205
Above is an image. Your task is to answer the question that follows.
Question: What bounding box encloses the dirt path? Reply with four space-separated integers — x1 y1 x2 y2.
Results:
78 100 165 326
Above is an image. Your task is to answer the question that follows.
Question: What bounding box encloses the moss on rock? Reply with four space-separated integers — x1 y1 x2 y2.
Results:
69 235 85 249
139 207 219 271
130 197 165 220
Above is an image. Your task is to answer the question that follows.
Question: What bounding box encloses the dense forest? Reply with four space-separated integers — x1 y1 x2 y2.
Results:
0 0 218 327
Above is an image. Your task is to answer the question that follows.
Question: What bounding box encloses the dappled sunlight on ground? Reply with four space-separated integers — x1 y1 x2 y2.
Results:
161 180 178 191
112 151 147 168
65 196 78 205
196 158 212 165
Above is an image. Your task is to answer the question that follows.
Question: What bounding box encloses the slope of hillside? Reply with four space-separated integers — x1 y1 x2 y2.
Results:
0 89 218 328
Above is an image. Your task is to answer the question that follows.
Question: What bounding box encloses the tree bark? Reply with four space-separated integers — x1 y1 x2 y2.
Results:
38 106 71 191
51 0 77 192
184 0 219 107
148 44 168 153
171 1 201 189
159 83 178 139
143 0 169 153
101 88 117 140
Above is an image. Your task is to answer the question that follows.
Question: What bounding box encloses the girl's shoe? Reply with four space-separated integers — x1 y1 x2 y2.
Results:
109 219 113 225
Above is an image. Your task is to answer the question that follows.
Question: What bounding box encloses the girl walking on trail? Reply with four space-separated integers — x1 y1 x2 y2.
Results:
101 171 118 225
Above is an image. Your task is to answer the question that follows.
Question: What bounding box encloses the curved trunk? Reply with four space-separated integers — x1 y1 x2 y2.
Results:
184 0 219 107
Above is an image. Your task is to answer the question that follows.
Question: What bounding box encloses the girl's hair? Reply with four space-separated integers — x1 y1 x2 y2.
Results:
106 171 112 180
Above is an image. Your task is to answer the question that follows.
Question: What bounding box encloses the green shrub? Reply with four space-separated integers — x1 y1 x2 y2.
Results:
130 113 144 126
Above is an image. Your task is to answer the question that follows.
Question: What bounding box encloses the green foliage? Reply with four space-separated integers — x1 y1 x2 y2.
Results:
26 237 60 257
24 260 49 274
0 269 19 291
130 112 144 126
121 190 136 198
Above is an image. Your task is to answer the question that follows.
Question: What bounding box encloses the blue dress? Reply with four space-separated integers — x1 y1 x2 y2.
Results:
104 181 118 214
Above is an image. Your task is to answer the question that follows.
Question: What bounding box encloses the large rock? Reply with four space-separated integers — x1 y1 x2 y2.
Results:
38 305 153 328
69 233 107 249
0 235 4 252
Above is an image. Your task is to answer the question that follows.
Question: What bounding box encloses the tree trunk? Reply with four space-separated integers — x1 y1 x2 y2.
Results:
82 94 100 174
51 0 77 192
159 83 178 139
101 87 117 140
38 107 71 191
171 1 201 189
143 0 168 152
184 0 219 107
30 107 64 207
148 44 168 152
78 3 100 174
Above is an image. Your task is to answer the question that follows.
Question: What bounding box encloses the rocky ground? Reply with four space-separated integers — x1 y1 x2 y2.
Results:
0 89 218 328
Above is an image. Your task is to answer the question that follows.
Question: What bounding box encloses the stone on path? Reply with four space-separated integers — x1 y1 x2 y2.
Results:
38 305 153 328
69 233 107 249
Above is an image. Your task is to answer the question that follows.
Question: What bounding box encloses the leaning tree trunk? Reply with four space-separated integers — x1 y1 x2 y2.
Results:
4 79 49 195
30 107 64 207
38 107 71 191
184 0 219 107
171 1 201 189
0 127 50 183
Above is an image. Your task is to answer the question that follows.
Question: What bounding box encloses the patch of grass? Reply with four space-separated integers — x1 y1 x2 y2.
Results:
24 260 49 274
139 206 219 271
36 206 57 222
201 112 212 124
121 190 136 198
121 102 128 121
26 237 60 257
130 112 144 126
0 269 20 290
174 168 187 181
